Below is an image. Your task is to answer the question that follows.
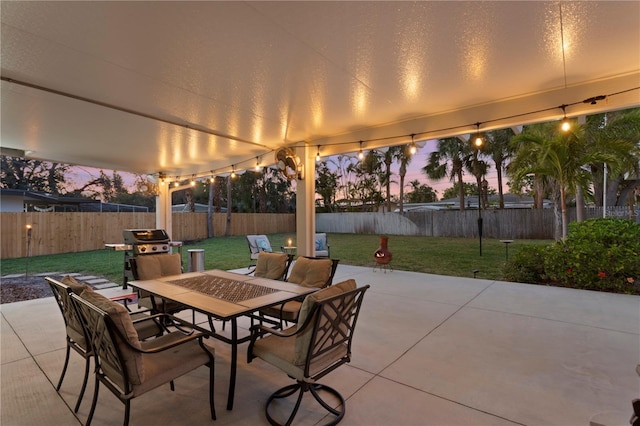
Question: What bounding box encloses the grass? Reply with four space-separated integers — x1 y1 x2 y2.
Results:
0 233 553 284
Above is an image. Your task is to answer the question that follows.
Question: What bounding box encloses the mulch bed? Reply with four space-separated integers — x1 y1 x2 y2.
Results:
1 275 55 304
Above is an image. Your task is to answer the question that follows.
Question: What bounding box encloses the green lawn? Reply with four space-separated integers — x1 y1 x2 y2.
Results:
0 233 552 284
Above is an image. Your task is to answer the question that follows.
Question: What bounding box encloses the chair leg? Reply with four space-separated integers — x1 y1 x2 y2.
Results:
86 375 100 426
265 382 345 426
209 362 216 420
266 383 304 426
124 400 131 426
56 343 71 390
73 356 91 413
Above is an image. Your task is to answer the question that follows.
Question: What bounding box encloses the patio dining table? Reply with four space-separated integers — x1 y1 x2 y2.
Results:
130 269 316 410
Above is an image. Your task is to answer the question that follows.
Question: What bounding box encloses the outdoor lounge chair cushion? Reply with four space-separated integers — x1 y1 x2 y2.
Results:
134 253 182 280
255 252 288 280
287 257 332 288
255 236 273 253
314 233 329 257
79 289 145 385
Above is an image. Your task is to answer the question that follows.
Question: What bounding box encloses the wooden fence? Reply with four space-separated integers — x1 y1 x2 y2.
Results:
0 212 295 259
2 207 637 259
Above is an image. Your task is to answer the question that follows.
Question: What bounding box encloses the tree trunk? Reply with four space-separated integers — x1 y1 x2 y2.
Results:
399 162 406 214
457 170 465 211
575 185 585 222
560 186 567 239
207 180 214 238
225 176 232 237
496 162 505 209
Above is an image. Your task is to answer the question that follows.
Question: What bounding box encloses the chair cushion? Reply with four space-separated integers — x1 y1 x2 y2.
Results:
135 253 182 280
255 252 288 280
293 279 357 365
287 257 332 288
80 289 145 385
61 275 90 295
255 236 272 253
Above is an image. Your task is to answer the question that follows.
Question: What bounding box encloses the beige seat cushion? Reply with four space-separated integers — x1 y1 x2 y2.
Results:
80 289 145 385
255 252 288 280
287 257 332 288
135 253 182 280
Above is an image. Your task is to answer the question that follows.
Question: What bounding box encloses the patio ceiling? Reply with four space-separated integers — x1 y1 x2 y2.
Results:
1 1 639 181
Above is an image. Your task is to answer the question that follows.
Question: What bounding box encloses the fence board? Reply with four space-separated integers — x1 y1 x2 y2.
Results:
2 207 637 259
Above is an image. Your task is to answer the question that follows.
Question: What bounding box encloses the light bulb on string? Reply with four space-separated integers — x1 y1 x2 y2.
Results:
560 105 571 132
231 165 236 179
409 134 417 155
473 123 484 148
358 141 364 160
316 145 321 162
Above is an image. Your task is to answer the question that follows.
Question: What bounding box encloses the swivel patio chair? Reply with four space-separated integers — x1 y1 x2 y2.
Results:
248 279 369 426
46 276 163 413
70 290 216 426
259 256 339 328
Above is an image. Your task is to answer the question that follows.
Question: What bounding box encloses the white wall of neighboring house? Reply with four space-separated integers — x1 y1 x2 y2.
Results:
0 195 26 212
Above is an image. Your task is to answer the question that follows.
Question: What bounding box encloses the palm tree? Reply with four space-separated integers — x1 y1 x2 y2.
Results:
584 108 640 208
510 122 620 239
483 128 515 208
397 144 414 214
423 137 473 210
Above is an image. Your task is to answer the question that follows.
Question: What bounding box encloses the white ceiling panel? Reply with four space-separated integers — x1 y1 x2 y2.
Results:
2 1 639 180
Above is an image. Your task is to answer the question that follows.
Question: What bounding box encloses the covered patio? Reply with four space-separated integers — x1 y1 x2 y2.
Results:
2 265 638 425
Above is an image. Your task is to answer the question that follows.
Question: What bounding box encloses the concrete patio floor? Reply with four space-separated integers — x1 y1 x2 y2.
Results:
2 265 638 425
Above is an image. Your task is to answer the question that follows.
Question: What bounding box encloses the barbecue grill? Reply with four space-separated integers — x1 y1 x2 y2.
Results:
121 229 176 288
123 229 171 255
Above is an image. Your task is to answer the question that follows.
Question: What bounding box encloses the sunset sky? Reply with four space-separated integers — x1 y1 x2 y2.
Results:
65 140 502 200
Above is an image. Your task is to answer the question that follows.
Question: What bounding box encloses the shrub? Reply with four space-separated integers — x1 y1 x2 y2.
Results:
544 218 640 294
502 244 548 284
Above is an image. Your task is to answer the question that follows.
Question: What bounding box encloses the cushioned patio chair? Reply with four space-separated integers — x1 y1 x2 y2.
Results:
46 276 163 413
70 290 216 426
246 234 275 270
259 256 339 328
254 252 294 281
129 253 187 315
248 280 369 425
314 233 330 258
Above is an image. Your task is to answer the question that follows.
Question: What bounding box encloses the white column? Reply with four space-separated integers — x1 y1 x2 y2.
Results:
295 145 316 257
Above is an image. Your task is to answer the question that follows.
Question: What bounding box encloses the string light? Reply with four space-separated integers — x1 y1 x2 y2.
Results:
473 123 484 148
173 180 179 187
560 105 571 132
231 165 236 178
154 88 635 183
255 157 262 171
409 134 417 155
190 175 196 186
